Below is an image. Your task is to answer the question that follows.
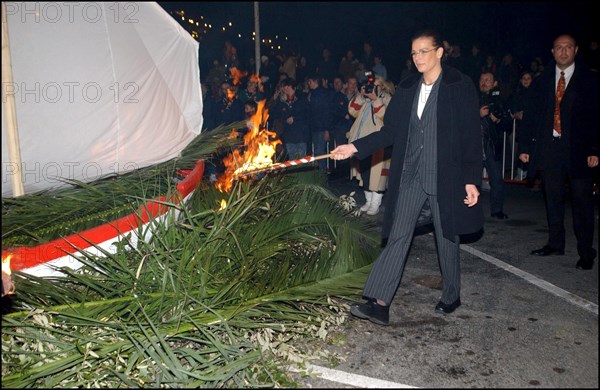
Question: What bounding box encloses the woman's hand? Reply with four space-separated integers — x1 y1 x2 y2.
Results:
330 144 358 160
464 184 479 207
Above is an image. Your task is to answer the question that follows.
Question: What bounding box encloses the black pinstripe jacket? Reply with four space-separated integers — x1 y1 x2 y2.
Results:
353 65 484 241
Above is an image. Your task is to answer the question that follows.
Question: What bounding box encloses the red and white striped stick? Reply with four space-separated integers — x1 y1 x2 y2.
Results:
233 153 333 179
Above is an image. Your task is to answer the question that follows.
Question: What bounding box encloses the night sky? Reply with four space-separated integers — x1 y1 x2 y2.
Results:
158 1 596 83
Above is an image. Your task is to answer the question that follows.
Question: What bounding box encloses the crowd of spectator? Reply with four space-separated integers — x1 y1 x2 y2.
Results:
200 36 600 181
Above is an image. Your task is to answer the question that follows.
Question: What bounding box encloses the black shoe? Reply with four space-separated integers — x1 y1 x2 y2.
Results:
530 245 565 256
490 212 509 219
576 258 595 270
435 298 461 315
350 300 390 326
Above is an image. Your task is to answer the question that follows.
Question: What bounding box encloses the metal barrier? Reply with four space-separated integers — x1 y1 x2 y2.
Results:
486 118 528 184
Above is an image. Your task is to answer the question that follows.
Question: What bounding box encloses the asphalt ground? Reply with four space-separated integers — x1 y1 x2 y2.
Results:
289 171 598 388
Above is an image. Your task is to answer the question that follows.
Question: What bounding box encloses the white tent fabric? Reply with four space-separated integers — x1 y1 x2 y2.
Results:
2 2 203 197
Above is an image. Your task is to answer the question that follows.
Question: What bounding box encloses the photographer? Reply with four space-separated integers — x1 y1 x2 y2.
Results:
347 72 394 215
479 71 512 219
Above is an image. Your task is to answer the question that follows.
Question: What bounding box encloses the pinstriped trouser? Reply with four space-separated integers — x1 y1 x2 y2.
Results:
362 178 461 306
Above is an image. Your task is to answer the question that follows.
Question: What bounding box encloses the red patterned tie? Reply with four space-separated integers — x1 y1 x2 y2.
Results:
553 71 566 135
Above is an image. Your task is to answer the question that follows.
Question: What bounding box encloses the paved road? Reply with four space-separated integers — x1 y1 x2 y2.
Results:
291 174 598 388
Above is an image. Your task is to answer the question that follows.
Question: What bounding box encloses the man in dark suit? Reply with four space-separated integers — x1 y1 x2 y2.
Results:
330 29 483 325
519 34 599 270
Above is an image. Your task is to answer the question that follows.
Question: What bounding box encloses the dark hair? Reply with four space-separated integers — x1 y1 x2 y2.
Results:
520 70 533 78
281 78 297 89
306 73 321 82
480 70 495 81
411 29 443 50
333 74 345 83
244 100 258 110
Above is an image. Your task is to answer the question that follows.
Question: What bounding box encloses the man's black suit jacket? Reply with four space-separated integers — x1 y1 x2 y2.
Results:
520 59 599 179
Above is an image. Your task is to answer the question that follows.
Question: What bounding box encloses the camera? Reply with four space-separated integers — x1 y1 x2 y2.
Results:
364 71 376 94
483 89 506 119
487 102 500 117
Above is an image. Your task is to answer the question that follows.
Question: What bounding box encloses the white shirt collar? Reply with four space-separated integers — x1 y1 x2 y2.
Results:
556 62 575 85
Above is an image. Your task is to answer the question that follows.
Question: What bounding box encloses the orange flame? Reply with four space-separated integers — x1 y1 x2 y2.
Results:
249 73 260 83
2 254 15 296
227 88 237 100
248 73 264 93
2 255 11 276
229 67 248 86
215 99 281 193
218 199 227 211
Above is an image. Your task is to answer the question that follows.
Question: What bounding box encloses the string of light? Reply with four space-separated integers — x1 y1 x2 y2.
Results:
169 8 288 52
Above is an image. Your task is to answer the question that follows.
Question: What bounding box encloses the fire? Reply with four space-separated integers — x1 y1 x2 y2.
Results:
248 73 260 84
2 255 11 276
229 67 248 87
2 254 15 296
248 73 264 93
226 67 248 101
218 199 227 211
215 99 281 193
227 88 236 101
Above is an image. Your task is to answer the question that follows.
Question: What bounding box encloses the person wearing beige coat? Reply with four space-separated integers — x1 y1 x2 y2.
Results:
347 76 395 215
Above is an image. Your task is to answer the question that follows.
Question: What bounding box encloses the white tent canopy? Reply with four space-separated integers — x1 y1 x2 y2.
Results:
2 2 203 197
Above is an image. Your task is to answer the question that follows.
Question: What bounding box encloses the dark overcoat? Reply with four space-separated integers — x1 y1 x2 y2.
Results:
352 65 484 241
272 94 311 144
519 59 599 179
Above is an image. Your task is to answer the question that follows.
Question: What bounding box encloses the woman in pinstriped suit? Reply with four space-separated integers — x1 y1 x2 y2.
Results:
331 29 483 326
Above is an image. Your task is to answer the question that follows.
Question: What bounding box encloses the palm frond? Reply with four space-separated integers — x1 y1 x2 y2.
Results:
2 169 380 387
2 122 244 248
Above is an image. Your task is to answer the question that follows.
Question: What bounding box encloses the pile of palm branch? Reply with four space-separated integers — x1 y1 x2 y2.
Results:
2 122 244 248
2 155 381 386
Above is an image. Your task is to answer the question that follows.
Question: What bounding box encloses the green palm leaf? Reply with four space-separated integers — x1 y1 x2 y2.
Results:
2 169 380 387
2 122 244 248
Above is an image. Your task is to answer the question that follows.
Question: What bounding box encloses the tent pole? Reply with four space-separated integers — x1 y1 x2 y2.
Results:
254 2 260 76
1 1 25 197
